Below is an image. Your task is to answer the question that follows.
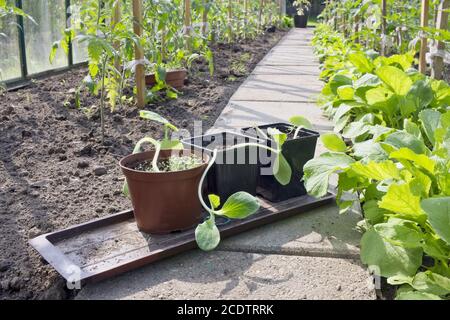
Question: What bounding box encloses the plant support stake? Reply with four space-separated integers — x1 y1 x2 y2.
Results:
431 0 449 79
419 0 430 74
132 0 146 108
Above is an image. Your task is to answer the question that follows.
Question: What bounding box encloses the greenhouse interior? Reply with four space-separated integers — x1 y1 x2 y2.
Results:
0 0 449 304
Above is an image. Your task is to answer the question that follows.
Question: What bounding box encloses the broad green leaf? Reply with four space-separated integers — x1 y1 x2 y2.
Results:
332 103 353 124
337 85 355 101
406 80 433 111
384 53 414 71
140 110 169 124
303 152 355 197
160 139 184 150
348 52 373 73
353 140 388 162
273 153 292 186
217 192 260 219
361 228 423 278
411 271 450 296
320 133 347 152
329 74 353 94
384 131 429 155
208 194 220 209
365 86 394 105
375 219 423 248
403 119 422 139
289 116 312 129
354 73 380 89
379 183 425 220
195 218 220 251
421 197 450 245
342 121 370 139
376 66 413 95
350 160 400 181
395 291 442 300
389 148 435 173
267 128 287 148
363 200 389 225
419 109 442 146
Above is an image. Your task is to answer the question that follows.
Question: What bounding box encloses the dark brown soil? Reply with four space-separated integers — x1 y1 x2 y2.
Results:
0 29 287 300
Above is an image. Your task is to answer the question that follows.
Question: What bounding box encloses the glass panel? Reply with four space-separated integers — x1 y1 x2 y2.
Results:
22 0 68 75
70 0 88 64
0 5 22 81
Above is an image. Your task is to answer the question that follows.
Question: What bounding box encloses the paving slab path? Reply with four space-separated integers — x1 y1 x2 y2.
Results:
77 28 376 300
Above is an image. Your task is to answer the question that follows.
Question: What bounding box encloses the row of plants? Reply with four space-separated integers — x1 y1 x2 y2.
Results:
119 110 318 251
304 23 450 300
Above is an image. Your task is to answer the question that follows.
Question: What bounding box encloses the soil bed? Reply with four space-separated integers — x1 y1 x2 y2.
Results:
0 29 286 300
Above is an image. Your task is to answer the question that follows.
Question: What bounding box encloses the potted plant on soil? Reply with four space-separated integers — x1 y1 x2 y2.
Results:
120 111 261 251
242 116 320 202
292 0 311 28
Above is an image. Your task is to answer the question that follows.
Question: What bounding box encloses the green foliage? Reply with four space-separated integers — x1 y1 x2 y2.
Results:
306 20 450 300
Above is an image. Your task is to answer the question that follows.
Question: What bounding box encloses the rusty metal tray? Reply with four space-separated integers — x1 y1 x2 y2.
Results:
29 193 334 284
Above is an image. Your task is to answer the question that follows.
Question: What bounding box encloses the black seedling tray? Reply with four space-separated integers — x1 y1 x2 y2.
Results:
182 131 264 203
242 123 320 202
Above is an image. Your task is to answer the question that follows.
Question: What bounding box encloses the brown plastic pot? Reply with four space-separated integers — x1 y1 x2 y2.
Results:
119 149 209 234
145 69 187 90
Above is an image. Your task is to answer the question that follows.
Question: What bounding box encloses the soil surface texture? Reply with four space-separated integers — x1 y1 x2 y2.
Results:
0 29 286 300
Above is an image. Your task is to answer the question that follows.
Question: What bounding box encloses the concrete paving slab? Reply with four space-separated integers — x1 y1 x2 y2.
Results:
252 65 320 76
220 204 362 259
210 101 333 133
260 53 319 66
76 251 375 300
230 75 322 102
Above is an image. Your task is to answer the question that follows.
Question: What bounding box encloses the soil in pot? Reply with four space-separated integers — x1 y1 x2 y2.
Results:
120 149 208 234
182 131 262 204
145 69 187 89
242 123 319 202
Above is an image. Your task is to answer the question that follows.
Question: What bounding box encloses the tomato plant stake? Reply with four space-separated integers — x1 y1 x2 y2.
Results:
132 0 145 108
419 0 430 74
184 0 192 50
431 0 449 80
112 0 121 72
381 0 387 56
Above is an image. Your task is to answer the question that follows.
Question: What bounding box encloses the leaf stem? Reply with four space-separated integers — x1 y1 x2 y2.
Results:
198 149 218 213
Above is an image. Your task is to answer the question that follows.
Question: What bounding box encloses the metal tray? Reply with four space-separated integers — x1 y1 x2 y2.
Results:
29 193 334 284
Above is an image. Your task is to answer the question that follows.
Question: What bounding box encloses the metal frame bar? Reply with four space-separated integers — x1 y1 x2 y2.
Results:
5 0 86 90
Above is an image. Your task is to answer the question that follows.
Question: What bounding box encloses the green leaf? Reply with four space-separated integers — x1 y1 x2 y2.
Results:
419 109 442 146
353 141 388 162
350 160 401 181
406 80 433 111
289 116 312 129
421 197 450 245
363 200 389 225
160 139 184 150
365 86 394 105
320 133 347 152
395 291 442 300
195 218 220 251
379 183 425 221
411 271 450 296
267 127 287 149
208 194 221 209
337 85 355 101
384 131 429 155
403 119 422 139
342 121 370 139
303 152 355 197
376 66 413 95
354 73 380 89
389 148 435 173
273 153 292 186
348 52 373 73
139 110 170 124
216 192 260 219
361 228 423 278
329 74 353 94
375 219 423 248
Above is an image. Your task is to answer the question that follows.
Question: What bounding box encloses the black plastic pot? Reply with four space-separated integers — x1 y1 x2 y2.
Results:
294 14 308 28
242 123 319 202
182 131 262 204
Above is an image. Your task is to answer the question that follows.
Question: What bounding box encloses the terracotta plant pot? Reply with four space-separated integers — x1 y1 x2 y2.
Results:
119 149 208 234
145 69 187 90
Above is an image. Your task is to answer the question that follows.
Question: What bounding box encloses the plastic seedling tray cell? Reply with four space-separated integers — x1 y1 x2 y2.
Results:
182 131 263 204
242 123 320 202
